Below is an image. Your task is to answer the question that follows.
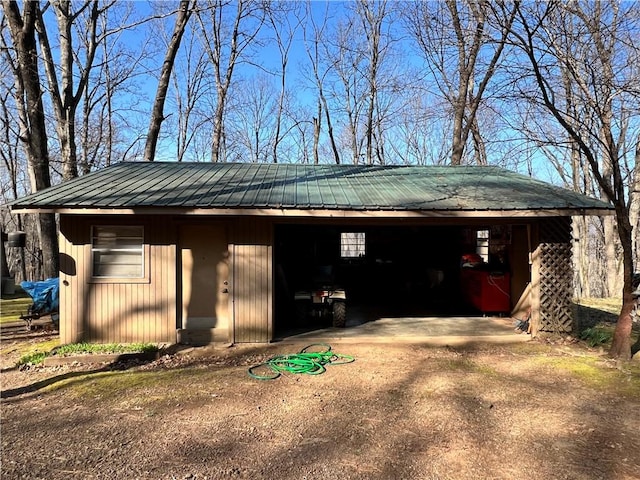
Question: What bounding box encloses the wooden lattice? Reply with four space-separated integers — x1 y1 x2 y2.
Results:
539 217 573 332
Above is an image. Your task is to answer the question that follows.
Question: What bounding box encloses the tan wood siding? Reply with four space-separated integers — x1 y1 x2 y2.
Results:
177 222 231 345
60 216 83 344
530 223 541 336
232 217 273 342
509 225 532 320
58 215 176 344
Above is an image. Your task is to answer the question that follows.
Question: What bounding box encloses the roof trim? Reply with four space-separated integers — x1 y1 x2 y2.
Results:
10 206 615 218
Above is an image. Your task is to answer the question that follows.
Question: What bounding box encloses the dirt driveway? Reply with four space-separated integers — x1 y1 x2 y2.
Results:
1 333 639 480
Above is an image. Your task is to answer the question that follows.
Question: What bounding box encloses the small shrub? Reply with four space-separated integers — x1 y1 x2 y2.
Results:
14 342 158 367
579 327 613 347
53 342 158 356
17 352 47 366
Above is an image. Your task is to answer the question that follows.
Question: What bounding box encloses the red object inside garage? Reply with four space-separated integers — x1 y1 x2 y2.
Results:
460 269 511 314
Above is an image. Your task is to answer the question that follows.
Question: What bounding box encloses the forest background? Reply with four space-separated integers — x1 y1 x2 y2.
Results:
1 1 638 356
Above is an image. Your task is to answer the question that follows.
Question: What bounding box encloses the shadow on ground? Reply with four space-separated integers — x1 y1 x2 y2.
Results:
573 303 618 330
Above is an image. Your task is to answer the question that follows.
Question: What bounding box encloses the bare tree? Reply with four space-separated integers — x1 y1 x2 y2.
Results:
631 140 640 272
195 0 265 163
34 0 103 180
300 1 340 164
329 12 367 164
265 2 301 164
510 56 603 297
354 0 387 165
144 0 195 162
405 0 516 165
33 1 154 172
288 104 314 164
163 13 211 163
2 0 58 279
510 1 639 359
0 62 27 281
227 75 276 163
80 2 150 171
387 94 452 166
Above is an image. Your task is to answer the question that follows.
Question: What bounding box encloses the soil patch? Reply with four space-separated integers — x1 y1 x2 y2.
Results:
1 334 639 480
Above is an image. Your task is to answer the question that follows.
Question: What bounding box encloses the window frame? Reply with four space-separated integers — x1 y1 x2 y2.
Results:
476 228 490 263
89 225 150 284
340 231 366 259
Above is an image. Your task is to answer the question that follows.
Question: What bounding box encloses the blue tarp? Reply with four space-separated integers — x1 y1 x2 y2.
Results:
20 277 59 314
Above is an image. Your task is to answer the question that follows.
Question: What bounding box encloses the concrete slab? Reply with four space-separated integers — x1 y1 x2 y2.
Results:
277 311 531 345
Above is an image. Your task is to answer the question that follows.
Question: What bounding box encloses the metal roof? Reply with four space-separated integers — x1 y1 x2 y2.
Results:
6 162 613 215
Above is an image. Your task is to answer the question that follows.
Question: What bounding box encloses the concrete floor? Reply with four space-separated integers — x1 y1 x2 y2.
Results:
277 305 531 345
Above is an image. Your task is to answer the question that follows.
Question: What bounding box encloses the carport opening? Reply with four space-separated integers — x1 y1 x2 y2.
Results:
274 224 518 337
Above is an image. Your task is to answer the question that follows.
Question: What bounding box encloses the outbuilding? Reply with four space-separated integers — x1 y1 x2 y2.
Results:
7 162 613 345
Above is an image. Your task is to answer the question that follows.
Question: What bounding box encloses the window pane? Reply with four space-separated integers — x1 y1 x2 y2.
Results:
341 232 365 258
476 229 489 262
92 226 144 278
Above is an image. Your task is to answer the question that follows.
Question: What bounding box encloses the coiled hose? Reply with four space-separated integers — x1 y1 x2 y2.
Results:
247 343 354 380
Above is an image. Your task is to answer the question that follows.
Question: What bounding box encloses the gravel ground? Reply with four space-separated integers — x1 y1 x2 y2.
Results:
1 333 639 480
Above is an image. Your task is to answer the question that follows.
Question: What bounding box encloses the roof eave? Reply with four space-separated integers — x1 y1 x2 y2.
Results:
9 205 615 218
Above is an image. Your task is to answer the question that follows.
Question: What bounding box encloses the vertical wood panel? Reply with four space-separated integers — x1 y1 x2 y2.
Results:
267 231 273 341
122 283 129 342
530 223 541 336
73 218 82 343
167 220 175 342
143 242 149 341
76 220 86 343
59 216 72 344
157 215 165 341
233 217 273 343
234 220 244 342
59 214 295 345
155 225 162 341
161 239 167 341
61 215 176 345
252 242 258 339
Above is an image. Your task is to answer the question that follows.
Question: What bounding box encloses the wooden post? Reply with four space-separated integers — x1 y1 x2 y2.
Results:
530 223 541 337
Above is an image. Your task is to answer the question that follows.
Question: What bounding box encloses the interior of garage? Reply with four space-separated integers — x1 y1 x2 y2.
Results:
274 222 527 336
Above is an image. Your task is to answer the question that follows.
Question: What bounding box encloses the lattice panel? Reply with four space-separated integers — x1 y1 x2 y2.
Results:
539 217 573 332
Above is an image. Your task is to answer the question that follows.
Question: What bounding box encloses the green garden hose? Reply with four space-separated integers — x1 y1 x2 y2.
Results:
247 343 354 380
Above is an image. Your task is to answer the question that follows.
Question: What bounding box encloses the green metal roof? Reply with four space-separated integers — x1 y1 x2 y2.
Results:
6 162 612 215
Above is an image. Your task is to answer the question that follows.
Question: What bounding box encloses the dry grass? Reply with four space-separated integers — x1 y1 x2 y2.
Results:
0 288 32 324
574 297 623 315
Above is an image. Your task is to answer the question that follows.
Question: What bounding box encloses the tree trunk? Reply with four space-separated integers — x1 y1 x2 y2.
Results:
609 204 635 360
3 0 58 279
35 0 103 180
301 3 339 165
211 89 227 163
408 1 515 166
312 107 320 165
198 0 265 163
470 116 487 165
144 0 193 162
629 138 640 271
603 217 622 296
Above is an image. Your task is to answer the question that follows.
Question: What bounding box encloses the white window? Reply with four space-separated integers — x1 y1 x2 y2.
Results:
341 232 365 258
92 226 144 278
476 229 490 263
